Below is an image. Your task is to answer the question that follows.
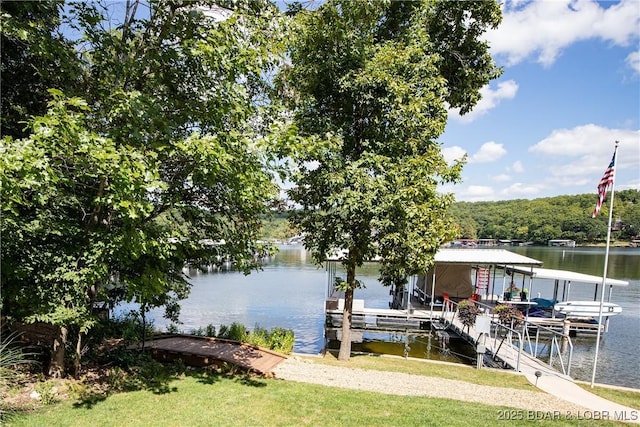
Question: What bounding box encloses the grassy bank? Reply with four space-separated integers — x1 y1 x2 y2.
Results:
317 352 533 390
5 371 625 427
577 384 640 411
6 354 638 427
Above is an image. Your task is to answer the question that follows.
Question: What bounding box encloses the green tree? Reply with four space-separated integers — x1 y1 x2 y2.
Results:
282 0 501 360
0 1 81 138
618 191 640 239
1 0 285 376
449 190 640 244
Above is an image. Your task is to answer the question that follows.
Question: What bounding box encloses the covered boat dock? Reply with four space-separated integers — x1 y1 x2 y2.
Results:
325 248 544 329
496 265 628 332
502 265 629 304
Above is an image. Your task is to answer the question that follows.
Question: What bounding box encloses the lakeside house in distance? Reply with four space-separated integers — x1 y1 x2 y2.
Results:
450 239 533 247
548 239 576 247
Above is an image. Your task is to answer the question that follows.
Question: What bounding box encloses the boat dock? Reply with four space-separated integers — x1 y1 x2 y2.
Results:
326 307 435 332
526 317 604 335
137 334 288 375
324 248 627 381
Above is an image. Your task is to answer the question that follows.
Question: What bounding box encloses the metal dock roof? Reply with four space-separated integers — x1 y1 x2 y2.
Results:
434 249 543 266
505 266 629 287
327 248 543 266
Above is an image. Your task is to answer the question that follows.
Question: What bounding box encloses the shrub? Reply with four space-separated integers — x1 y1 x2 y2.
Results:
246 325 270 348
190 327 206 337
268 327 295 354
204 324 216 337
166 323 181 334
189 325 217 337
34 380 58 405
0 332 40 421
220 322 248 342
216 323 295 354
0 332 39 387
93 312 155 343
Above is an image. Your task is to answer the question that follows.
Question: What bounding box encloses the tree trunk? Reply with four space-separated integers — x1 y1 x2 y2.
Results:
140 305 147 351
338 264 356 361
49 326 68 378
73 331 83 378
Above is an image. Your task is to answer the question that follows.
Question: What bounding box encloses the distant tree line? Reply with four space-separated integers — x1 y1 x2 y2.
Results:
264 189 640 245
449 189 640 244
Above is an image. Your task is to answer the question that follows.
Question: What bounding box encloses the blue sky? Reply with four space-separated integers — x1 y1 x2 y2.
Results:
440 0 639 202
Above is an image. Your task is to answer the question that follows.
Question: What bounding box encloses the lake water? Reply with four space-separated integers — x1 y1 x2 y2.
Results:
119 245 640 389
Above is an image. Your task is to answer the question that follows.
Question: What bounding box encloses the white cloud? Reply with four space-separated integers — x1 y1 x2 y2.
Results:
450 80 519 123
442 146 467 165
469 141 507 163
487 0 640 67
455 182 544 201
459 185 497 202
618 178 640 192
510 160 525 173
529 124 636 156
626 50 640 74
528 124 639 183
499 182 543 198
492 174 511 182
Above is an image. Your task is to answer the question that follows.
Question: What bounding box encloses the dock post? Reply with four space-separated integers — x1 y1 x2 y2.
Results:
476 343 485 369
403 333 411 359
561 319 570 353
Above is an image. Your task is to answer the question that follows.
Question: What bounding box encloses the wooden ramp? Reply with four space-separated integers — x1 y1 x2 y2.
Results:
138 335 288 375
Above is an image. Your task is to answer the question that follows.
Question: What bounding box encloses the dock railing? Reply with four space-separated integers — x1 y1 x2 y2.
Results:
439 298 574 375
487 320 525 371
521 319 574 376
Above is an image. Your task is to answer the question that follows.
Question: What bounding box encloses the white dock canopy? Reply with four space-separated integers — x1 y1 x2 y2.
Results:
326 248 544 304
434 249 543 266
505 266 629 287
416 249 543 304
501 265 628 305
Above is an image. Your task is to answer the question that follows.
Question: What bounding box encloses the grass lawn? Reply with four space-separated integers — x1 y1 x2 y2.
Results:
317 352 534 390
577 384 640 411
5 370 628 427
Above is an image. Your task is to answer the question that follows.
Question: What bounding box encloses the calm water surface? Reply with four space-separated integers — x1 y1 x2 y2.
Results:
511 246 640 389
123 245 640 389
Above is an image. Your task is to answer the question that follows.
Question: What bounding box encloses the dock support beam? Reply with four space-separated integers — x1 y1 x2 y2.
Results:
561 319 570 353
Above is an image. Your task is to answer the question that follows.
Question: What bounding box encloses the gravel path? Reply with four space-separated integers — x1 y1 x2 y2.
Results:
272 357 589 413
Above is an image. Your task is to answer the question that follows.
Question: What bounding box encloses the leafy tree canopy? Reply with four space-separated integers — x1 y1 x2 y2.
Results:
1 0 286 376
280 0 502 360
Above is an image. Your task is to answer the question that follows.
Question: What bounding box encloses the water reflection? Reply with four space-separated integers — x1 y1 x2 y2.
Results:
326 332 478 365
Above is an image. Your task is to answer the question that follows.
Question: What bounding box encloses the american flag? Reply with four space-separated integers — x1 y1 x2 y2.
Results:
592 151 616 218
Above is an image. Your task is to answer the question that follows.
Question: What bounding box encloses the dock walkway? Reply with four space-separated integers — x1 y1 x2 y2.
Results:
138 334 287 375
443 314 639 422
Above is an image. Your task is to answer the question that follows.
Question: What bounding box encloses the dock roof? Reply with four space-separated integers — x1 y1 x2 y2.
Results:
506 266 629 287
327 248 543 266
434 249 543 266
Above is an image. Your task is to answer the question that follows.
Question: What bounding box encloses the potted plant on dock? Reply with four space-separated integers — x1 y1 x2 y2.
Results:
494 304 524 329
519 288 528 301
457 299 480 332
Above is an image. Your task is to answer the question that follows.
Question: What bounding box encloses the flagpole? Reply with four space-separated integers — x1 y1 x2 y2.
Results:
590 141 618 388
